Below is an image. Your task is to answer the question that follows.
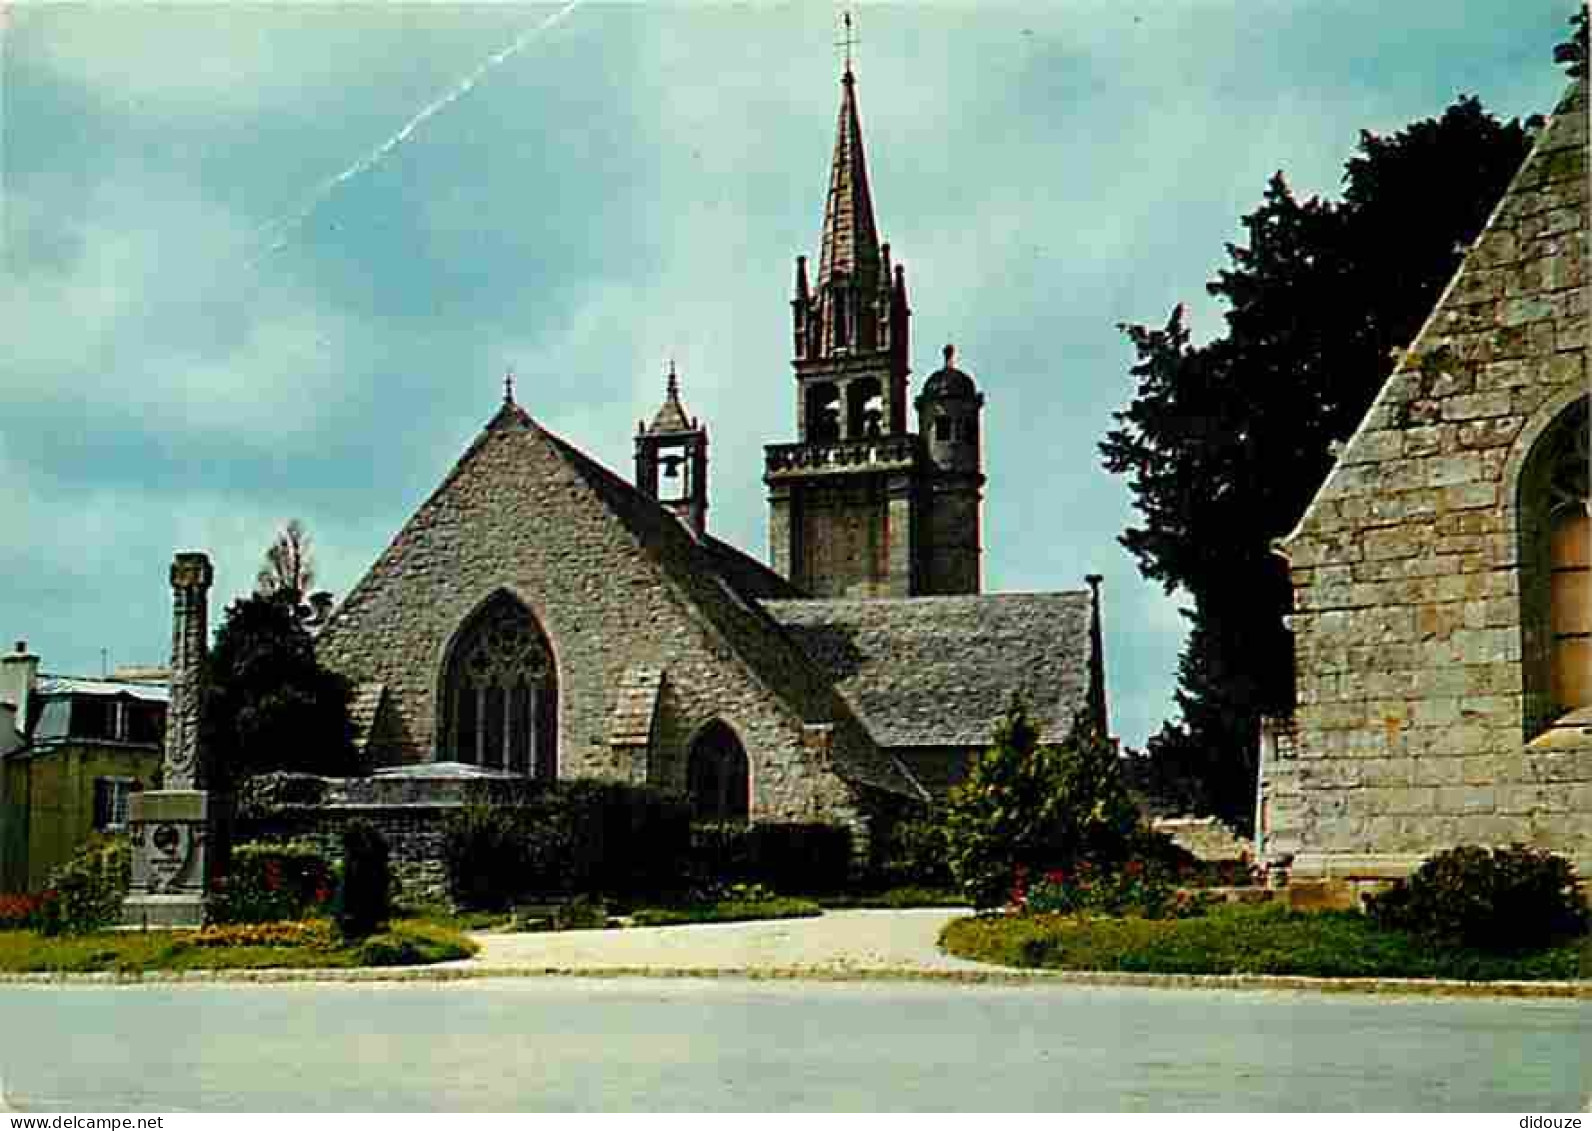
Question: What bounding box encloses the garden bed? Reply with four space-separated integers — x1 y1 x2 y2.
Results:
0 919 477 974
939 903 1591 981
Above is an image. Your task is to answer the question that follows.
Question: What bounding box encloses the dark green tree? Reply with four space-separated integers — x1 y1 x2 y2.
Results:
203 592 361 788
1102 95 1535 828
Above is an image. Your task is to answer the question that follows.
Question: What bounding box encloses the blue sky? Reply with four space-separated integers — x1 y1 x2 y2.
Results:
0 1 1576 751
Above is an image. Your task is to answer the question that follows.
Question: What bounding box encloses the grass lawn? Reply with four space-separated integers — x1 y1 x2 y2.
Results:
940 903 1591 981
0 919 478 974
629 897 822 927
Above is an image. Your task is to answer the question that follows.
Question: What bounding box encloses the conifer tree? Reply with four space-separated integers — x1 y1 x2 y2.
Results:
1103 94 1536 827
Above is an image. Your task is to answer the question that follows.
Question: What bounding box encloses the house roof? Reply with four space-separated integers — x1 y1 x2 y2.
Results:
35 675 169 704
765 593 1097 748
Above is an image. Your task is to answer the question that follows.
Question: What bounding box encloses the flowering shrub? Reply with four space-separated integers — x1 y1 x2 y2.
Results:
1017 858 1208 920
944 703 1139 908
192 919 337 949
0 892 52 931
36 835 130 936
1365 844 1587 953
208 841 335 925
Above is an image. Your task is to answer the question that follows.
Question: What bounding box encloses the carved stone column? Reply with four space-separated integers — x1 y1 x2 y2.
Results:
162 552 213 790
124 551 215 928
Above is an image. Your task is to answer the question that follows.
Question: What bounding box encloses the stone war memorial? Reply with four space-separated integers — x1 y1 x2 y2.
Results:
222 60 1109 896
1263 74 1592 885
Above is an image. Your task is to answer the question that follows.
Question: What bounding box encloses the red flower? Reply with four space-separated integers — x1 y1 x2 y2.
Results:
314 885 332 904
1125 860 1145 877
1043 869 1067 886
263 860 284 892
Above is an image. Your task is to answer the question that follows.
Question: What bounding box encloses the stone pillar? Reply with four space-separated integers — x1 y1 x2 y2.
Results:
124 551 215 928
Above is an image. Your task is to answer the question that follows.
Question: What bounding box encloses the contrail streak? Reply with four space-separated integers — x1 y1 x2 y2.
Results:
249 0 582 264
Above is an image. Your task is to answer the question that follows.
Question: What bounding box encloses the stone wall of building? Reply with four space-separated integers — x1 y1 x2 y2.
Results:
1276 79 1592 878
314 409 883 841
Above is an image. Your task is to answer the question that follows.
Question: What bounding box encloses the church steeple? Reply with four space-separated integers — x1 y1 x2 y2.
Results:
788 56 911 431
816 65 881 299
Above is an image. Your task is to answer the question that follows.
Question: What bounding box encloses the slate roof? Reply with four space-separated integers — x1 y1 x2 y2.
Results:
765 594 1097 748
535 423 926 800
35 675 169 704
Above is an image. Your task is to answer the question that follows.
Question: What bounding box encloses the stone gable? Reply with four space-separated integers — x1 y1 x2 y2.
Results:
1276 79 1592 877
315 401 920 837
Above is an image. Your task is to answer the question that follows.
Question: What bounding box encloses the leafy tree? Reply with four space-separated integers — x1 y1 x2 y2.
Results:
1102 95 1534 828
943 701 1139 909
256 519 335 625
203 593 360 789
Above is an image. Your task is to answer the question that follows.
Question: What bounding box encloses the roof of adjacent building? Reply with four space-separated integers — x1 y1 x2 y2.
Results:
35 675 169 704
765 593 1097 748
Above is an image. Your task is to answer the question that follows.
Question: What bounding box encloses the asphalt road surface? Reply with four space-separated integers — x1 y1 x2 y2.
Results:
1 978 1585 1111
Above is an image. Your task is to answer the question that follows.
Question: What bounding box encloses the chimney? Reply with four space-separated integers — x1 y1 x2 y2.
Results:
1 640 39 741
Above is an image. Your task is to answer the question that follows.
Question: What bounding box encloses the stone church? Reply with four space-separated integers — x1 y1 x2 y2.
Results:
1265 75 1592 880
311 62 1107 852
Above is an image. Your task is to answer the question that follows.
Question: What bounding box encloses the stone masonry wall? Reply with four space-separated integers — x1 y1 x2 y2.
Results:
314 409 873 839
1277 79 1592 878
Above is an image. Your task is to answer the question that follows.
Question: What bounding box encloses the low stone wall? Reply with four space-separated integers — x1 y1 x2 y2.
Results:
232 771 516 904
1151 816 1253 863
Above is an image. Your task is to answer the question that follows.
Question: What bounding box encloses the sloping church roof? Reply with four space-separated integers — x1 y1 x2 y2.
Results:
766 593 1097 748
531 419 924 799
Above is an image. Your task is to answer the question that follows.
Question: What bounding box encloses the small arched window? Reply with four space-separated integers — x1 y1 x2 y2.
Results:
440 592 556 776
686 720 749 823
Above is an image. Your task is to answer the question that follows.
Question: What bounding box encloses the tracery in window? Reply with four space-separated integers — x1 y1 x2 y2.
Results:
441 592 556 776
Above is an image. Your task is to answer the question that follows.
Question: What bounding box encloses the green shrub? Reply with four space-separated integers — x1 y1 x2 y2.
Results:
944 703 1139 908
208 840 335 925
443 782 692 909
690 822 853 894
353 920 479 966
337 820 391 937
874 816 953 889
1365 844 1587 953
36 835 130 936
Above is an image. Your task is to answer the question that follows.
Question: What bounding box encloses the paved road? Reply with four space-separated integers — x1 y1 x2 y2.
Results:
1 978 1585 1111
456 908 985 975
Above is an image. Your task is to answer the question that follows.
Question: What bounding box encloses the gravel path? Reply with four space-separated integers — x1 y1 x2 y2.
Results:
454 908 988 976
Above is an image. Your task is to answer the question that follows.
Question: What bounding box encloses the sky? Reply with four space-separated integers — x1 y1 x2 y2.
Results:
0 0 1578 752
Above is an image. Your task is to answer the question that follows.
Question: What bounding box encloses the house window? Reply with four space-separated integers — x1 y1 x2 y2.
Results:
440 592 556 776
686 720 749 823
93 777 137 831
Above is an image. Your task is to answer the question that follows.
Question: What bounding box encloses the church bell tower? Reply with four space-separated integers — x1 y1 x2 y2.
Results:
764 56 919 597
636 362 709 536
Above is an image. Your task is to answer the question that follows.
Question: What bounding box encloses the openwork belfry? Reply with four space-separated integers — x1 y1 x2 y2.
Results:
440 591 556 776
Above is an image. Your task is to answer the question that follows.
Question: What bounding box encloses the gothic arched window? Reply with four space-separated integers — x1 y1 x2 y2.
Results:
686 720 749 823
1518 398 1592 735
440 592 556 776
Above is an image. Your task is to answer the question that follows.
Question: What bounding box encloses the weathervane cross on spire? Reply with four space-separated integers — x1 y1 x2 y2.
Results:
835 8 858 75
